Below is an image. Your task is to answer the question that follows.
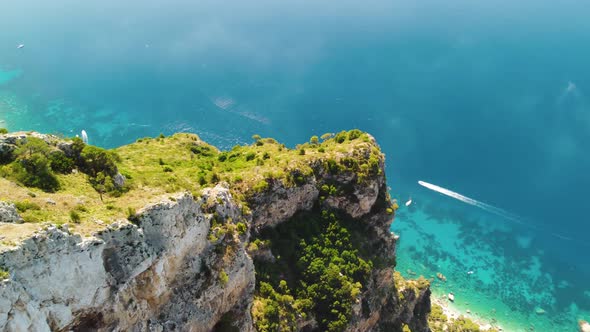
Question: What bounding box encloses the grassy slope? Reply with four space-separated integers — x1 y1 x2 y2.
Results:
0 131 381 250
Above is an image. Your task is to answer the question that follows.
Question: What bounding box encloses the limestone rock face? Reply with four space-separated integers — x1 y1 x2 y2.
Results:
580 320 590 332
350 269 431 332
0 188 255 332
0 133 430 332
249 136 385 231
321 166 383 220
56 141 77 158
0 202 23 224
113 173 126 188
246 136 425 332
249 180 319 232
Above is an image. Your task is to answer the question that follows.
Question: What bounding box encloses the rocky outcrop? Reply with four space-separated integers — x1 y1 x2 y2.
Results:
0 132 61 151
113 173 126 188
249 137 385 231
351 269 430 332
249 179 319 232
246 136 425 332
0 133 430 332
0 187 254 332
0 202 22 224
580 320 590 332
335 183 426 332
0 132 72 163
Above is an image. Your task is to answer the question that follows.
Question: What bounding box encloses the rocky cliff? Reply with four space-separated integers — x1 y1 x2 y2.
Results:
0 130 430 332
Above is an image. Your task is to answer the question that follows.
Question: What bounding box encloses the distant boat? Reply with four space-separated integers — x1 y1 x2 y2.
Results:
467 270 474 275
17 44 24 49
405 198 412 207
81 130 88 144
448 292 455 302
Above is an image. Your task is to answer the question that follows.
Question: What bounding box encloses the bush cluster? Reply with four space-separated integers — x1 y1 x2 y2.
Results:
190 144 214 157
78 144 124 198
3 136 125 197
14 200 40 212
0 268 9 280
245 152 256 161
310 135 319 145
10 137 62 192
253 179 270 193
348 129 362 140
219 270 229 286
253 209 372 332
428 303 493 332
334 131 347 144
320 184 339 196
69 210 81 223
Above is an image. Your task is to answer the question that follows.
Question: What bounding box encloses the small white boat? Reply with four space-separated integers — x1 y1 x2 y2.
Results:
467 270 474 275
448 293 455 302
405 198 412 207
17 44 25 49
81 130 88 144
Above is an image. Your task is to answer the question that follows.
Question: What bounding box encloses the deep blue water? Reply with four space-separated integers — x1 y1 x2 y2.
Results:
2 0 590 329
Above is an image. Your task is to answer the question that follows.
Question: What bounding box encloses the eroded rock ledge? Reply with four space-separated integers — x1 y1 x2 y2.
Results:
0 132 430 332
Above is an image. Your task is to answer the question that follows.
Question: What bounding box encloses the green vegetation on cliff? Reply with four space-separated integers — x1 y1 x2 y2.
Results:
0 136 122 195
0 267 8 280
0 130 383 243
0 129 446 332
427 303 499 332
251 208 372 332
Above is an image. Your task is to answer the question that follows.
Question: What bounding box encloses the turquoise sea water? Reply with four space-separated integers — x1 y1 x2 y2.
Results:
2 0 590 330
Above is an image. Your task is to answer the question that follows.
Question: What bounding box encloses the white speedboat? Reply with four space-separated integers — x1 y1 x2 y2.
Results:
81 130 89 144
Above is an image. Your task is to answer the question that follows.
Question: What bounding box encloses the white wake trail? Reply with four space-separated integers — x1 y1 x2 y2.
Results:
418 181 523 225
417 180 589 246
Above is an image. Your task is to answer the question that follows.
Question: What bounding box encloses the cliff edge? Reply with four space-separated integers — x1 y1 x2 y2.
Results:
0 130 430 332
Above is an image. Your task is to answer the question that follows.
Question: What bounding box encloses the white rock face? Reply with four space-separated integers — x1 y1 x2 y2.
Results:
0 202 23 223
0 135 420 332
250 180 319 231
580 320 590 332
249 141 385 231
0 187 255 332
113 173 126 188
324 177 381 218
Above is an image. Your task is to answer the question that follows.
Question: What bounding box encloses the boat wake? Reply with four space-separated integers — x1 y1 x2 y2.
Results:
418 180 522 223
417 180 581 244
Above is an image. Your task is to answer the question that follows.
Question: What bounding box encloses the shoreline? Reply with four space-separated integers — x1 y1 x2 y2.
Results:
431 293 505 332
393 202 590 332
